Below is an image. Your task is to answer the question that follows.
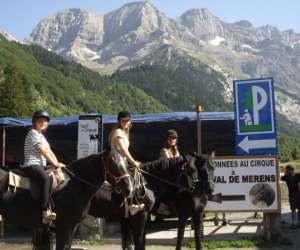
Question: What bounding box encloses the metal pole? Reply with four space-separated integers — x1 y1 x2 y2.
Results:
196 105 204 239
196 105 202 154
2 127 5 167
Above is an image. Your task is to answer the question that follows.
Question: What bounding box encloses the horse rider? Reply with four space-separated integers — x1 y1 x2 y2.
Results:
156 129 181 217
23 110 65 224
281 165 300 229
160 129 181 159
108 111 145 215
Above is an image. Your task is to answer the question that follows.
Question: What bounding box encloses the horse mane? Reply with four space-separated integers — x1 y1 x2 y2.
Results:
67 153 101 171
66 153 104 185
141 156 185 173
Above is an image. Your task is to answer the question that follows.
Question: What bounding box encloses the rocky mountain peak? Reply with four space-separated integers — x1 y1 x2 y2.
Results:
180 8 219 26
234 20 253 28
0 29 18 42
103 0 164 43
26 8 104 53
179 8 224 40
257 24 281 39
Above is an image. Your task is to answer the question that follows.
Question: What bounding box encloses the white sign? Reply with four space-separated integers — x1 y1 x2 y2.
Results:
206 156 280 212
77 115 102 159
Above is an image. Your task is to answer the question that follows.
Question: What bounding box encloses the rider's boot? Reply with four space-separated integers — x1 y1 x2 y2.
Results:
43 209 56 224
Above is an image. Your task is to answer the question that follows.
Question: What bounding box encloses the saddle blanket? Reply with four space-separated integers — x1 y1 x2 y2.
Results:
8 168 66 191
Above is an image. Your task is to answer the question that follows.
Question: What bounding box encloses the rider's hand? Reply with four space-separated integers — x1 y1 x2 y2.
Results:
56 162 65 168
134 161 141 168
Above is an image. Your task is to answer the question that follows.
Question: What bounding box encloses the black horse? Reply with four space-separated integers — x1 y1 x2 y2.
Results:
142 153 215 250
89 154 212 250
0 152 133 250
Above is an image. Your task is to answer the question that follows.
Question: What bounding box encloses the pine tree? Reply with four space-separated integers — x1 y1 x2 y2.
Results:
0 64 32 117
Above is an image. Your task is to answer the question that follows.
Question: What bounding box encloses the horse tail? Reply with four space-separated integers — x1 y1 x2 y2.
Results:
121 218 133 250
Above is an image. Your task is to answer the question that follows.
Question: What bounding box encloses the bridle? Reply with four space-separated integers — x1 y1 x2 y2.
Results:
181 160 200 192
139 158 199 192
101 154 131 184
62 153 131 191
196 157 215 194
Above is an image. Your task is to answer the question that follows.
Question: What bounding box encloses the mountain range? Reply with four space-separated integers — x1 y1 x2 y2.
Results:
24 1 300 128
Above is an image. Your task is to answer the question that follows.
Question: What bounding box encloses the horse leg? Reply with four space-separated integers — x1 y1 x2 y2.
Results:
192 214 202 250
176 216 187 250
121 218 133 250
55 226 75 250
32 227 53 250
131 212 147 250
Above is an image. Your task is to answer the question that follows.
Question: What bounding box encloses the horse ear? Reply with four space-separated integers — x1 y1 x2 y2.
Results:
211 151 215 158
182 154 187 161
209 151 216 168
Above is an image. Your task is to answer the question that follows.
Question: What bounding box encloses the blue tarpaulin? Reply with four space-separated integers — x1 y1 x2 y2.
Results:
0 112 234 126
0 112 235 165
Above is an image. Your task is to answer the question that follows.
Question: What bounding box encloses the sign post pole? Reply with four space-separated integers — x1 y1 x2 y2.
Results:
196 104 204 238
2 127 5 167
196 104 202 155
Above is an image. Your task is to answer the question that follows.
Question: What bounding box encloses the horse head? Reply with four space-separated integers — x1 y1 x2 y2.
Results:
192 152 215 196
105 153 133 198
180 154 200 192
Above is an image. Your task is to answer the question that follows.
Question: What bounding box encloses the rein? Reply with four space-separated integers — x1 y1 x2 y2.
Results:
62 153 131 190
63 167 99 190
138 168 183 190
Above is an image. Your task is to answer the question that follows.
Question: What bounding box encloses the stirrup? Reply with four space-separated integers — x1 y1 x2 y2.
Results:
129 204 145 215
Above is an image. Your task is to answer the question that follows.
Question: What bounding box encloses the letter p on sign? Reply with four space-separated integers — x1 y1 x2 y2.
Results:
252 86 267 125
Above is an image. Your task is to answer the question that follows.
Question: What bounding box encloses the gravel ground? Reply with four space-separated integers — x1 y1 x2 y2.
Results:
0 202 299 250
0 243 191 250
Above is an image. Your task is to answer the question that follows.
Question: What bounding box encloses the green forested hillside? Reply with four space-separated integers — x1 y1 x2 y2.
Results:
0 35 169 117
112 57 231 112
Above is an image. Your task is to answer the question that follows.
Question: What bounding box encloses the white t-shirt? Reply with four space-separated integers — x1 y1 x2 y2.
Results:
23 129 50 167
110 128 129 166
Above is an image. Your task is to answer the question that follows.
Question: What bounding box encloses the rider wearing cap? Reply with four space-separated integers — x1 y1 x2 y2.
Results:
160 130 180 158
23 110 65 224
156 129 181 217
108 111 141 168
108 111 144 215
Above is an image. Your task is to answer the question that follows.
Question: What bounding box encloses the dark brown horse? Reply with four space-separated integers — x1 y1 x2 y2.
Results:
0 152 133 250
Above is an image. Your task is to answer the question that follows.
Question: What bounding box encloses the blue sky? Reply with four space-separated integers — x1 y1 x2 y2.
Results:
1 0 299 41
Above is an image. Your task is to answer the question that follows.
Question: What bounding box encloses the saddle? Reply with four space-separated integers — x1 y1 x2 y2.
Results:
8 166 68 201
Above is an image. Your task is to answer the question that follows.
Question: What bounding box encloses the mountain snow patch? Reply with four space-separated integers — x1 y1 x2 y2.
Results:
241 44 260 52
209 36 225 46
291 40 300 49
55 47 66 54
83 47 97 55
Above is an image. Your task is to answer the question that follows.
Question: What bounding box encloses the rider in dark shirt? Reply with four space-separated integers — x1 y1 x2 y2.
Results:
281 165 300 229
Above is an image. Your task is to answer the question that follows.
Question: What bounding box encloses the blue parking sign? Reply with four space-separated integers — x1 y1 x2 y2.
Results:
234 78 277 155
